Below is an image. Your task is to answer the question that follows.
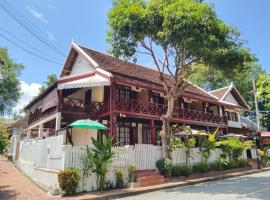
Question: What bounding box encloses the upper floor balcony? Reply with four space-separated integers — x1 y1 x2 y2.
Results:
60 97 227 126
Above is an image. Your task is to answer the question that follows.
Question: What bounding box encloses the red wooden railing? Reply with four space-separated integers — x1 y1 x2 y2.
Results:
115 99 228 125
61 98 108 116
28 106 57 125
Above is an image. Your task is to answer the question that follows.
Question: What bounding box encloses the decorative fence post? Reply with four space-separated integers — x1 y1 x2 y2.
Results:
62 145 73 169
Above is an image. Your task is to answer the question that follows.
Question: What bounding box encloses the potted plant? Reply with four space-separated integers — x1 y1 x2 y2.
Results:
115 168 125 188
127 163 137 188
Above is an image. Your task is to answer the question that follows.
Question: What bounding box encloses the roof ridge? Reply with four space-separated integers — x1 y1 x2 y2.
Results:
209 85 230 93
78 44 165 76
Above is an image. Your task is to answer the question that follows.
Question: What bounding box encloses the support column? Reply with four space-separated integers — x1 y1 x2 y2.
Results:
55 112 62 131
109 81 117 145
38 123 43 138
27 129 31 139
150 119 155 145
110 114 117 145
202 101 207 112
58 90 63 111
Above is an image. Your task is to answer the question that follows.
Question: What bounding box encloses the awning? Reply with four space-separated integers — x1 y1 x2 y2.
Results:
261 132 270 137
58 74 110 90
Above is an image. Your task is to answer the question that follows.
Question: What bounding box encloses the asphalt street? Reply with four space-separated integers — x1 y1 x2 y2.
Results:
117 171 270 200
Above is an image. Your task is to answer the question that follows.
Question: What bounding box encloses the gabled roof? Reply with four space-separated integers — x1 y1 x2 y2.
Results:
210 86 231 99
60 43 219 102
210 83 249 110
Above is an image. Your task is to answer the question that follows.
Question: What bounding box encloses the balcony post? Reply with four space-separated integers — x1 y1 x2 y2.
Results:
150 119 155 145
110 113 117 145
110 81 117 145
58 90 63 111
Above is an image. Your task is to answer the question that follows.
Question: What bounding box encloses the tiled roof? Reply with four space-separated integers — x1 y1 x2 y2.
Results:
9 115 28 129
80 46 218 101
209 86 230 100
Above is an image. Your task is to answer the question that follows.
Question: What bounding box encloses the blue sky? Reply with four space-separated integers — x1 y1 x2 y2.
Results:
1 0 270 111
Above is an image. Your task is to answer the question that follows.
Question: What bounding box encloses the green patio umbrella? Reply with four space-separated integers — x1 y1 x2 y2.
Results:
68 119 107 130
68 119 107 146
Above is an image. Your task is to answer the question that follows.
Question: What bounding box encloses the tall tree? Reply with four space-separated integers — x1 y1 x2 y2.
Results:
38 74 57 94
190 62 265 105
0 119 9 153
0 48 23 115
256 73 270 130
107 0 253 157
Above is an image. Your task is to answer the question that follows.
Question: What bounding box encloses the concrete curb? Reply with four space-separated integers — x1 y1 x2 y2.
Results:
75 167 270 200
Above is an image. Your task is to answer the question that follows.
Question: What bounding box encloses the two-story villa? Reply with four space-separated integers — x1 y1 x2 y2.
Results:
25 42 250 146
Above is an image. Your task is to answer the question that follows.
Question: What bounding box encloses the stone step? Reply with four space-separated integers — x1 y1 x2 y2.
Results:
136 169 158 178
138 175 164 187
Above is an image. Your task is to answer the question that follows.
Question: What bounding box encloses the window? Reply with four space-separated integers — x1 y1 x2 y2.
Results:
151 92 164 105
142 124 151 144
116 85 131 101
117 122 131 146
226 111 239 122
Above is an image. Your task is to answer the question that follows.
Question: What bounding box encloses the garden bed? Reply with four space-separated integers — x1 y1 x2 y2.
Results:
166 166 251 183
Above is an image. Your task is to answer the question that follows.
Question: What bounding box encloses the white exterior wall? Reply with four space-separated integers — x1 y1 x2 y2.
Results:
224 92 243 128
225 93 239 105
226 108 242 128
70 54 95 75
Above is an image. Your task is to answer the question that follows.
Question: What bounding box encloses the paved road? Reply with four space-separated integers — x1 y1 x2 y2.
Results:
117 171 270 200
0 155 54 200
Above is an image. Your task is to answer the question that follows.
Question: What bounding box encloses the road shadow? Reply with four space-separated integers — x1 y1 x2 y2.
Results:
0 185 19 200
163 172 270 200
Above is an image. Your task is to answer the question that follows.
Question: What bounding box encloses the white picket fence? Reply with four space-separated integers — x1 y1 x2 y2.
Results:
172 148 247 165
18 135 64 170
16 135 250 191
63 144 163 170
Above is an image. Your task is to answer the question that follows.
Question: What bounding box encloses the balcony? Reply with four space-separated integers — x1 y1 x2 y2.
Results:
60 98 227 126
61 98 108 116
114 99 228 126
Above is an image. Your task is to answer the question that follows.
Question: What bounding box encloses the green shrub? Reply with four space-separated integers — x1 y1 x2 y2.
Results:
156 159 173 176
58 168 80 196
192 162 210 173
171 164 192 177
115 168 125 188
209 161 224 171
220 138 253 161
171 165 182 176
179 164 193 176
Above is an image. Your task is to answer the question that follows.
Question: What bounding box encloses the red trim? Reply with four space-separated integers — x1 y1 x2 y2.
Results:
58 70 110 84
58 72 95 84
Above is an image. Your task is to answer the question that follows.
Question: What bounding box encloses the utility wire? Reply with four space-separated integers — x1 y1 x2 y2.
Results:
0 27 63 62
0 33 62 65
2 0 65 54
0 0 66 56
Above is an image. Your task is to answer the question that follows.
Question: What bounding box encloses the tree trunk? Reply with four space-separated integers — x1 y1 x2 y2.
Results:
161 95 175 159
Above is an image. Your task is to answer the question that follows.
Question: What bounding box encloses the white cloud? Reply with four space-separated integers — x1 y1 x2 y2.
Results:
47 31 56 41
13 81 42 113
25 6 48 24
